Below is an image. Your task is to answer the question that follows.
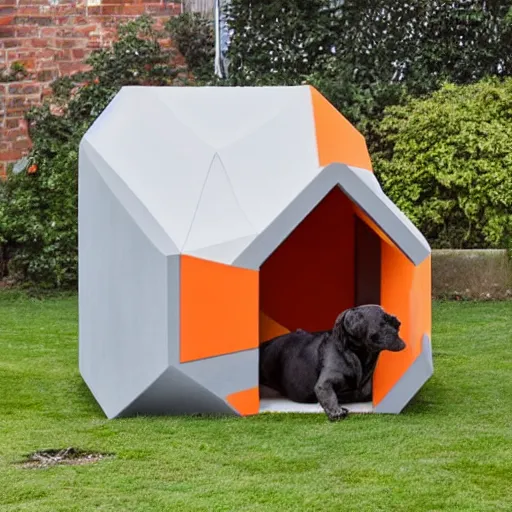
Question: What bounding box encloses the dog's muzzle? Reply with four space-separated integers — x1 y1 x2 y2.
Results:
388 337 406 352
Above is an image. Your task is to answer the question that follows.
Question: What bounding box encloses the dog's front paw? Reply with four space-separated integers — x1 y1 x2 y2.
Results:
327 407 349 422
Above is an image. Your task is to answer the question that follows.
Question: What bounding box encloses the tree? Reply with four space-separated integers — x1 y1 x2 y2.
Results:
374 78 512 249
0 16 186 288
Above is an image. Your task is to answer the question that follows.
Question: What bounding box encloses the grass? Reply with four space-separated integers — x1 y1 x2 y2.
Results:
0 293 511 511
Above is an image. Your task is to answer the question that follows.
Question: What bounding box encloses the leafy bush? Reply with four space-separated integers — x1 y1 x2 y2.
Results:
374 78 512 249
0 16 185 288
166 12 215 81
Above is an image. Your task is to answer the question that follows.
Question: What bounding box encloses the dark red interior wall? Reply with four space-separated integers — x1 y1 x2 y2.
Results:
354 216 381 306
260 187 355 333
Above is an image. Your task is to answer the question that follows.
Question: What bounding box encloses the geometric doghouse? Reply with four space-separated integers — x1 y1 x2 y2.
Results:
78 85 433 419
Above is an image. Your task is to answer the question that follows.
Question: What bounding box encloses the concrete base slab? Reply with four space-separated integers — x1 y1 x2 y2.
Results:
259 398 373 414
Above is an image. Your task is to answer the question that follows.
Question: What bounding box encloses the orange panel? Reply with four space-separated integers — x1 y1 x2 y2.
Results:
260 187 355 333
180 256 259 363
409 255 432 345
373 243 431 406
227 387 260 416
310 86 373 171
260 312 290 344
354 205 396 249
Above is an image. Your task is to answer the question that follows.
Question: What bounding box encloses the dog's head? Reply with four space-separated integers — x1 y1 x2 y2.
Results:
333 305 406 353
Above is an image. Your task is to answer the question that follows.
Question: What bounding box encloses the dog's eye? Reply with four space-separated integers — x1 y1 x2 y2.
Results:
387 316 400 330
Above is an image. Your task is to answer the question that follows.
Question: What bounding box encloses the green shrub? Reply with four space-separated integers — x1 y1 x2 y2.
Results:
166 12 215 81
0 16 185 288
374 78 512 249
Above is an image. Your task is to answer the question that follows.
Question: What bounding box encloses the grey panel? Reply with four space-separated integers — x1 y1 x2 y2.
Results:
167 254 180 367
117 365 237 418
234 164 431 270
355 216 381 305
81 139 180 256
345 165 430 263
79 152 170 419
374 334 434 414
233 168 333 270
179 348 259 400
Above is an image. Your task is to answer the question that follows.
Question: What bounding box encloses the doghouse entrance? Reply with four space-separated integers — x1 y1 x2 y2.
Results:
258 187 381 414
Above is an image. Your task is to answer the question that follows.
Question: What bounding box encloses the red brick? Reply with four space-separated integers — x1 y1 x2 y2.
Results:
121 4 145 15
72 48 87 59
87 39 101 49
13 138 32 150
5 118 20 130
1 38 22 49
40 27 59 37
6 49 37 60
16 7 43 15
30 38 49 48
101 5 124 15
0 150 23 162
0 25 15 38
8 83 41 95
74 24 99 36
18 0 48 5
36 69 57 81
15 25 40 37
56 37 88 49
54 49 72 61
58 61 87 74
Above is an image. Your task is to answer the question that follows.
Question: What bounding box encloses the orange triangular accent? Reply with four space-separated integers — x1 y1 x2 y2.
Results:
353 205 396 249
226 387 259 416
259 311 290 344
309 86 373 171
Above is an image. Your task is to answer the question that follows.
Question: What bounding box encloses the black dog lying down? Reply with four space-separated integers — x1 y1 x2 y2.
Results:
259 305 406 421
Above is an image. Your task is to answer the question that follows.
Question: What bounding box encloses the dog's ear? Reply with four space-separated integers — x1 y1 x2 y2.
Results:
334 309 368 341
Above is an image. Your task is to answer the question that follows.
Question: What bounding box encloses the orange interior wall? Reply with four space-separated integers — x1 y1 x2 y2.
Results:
372 243 431 406
259 187 355 339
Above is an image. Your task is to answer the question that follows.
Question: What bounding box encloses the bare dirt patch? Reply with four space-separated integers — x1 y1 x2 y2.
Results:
18 448 112 469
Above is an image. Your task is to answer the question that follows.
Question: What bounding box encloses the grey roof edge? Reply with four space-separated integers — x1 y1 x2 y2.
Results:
233 163 431 270
373 334 434 414
79 138 180 256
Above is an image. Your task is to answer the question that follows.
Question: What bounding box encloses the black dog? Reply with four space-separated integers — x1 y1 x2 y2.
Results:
259 305 406 421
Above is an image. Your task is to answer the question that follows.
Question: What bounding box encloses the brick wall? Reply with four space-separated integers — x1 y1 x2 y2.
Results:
0 0 183 177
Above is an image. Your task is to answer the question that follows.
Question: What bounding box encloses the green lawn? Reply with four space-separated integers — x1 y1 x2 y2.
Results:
0 293 511 512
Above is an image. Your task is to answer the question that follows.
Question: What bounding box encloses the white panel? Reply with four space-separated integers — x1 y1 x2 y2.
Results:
154 86 302 150
84 87 215 250
81 140 180 256
183 154 257 251
259 399 373 414
219 86 319 232
185 234 257 265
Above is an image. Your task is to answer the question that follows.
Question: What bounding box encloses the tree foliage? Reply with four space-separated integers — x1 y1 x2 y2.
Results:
166 12 215 81
0 16 185 287
225 0 512 128
374 78 512 249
